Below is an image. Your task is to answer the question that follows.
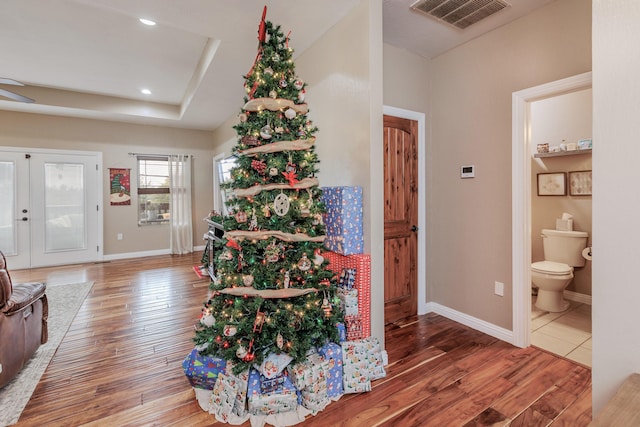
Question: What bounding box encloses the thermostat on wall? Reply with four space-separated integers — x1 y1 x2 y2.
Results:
461 165 475 178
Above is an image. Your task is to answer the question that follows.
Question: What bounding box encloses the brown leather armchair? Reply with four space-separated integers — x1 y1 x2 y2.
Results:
0 251 48 389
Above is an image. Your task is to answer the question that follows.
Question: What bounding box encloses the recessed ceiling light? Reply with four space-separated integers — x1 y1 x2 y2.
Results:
139 18 156 26
141 89 152 95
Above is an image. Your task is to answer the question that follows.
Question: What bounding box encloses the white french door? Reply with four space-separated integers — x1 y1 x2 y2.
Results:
0 148 102 269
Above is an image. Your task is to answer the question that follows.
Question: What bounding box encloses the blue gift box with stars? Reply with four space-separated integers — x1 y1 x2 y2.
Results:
321 186 363 255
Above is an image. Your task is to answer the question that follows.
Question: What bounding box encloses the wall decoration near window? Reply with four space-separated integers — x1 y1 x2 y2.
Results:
109 168 131 205
569 170 592 196
537 172 566 196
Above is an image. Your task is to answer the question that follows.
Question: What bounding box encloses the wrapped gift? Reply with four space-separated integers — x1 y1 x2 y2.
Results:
317 342 344 398
336 323 347 342
338 287 359 316
339 268 356 289
345 315 363 341
301 387 330 415
254 351 293 379
362 337 386 380
182 348 226 390
210 373 238 422
260 372 287 394
321 186 363 255
342 361 371 394
226 363 250 417
340 338 386 394
247 368 300 415
324 251 371 338
288 352 329 391
341 340 371 394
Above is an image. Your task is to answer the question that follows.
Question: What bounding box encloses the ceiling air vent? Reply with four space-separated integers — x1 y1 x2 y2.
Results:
411 0 511 30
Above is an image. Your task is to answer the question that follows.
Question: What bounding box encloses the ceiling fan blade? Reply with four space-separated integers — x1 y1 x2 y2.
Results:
0 78 25 86
0 88 35 103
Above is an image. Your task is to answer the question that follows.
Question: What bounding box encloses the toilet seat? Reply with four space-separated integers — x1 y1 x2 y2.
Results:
531 261 573 276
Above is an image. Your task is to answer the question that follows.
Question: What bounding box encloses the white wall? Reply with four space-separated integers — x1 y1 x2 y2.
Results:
592 0 640 414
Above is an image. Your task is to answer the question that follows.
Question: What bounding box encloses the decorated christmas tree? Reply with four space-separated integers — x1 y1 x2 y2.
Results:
194 8 343 374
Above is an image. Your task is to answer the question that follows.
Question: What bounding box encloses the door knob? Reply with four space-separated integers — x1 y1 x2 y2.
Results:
411 225 419 232
22 209 28 213
20 217 28 221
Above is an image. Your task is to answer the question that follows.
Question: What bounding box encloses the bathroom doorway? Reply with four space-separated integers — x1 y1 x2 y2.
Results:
511 72 592 349
529 88 593 366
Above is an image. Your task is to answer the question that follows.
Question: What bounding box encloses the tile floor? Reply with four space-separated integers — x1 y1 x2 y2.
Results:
531 297 592 367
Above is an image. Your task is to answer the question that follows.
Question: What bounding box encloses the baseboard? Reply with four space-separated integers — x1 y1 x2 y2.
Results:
103 246 205 262
563 290 592 305
103 249 171 261
425 302 515 345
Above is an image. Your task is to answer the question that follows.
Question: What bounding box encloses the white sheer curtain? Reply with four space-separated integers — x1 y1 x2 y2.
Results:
169 154 193 254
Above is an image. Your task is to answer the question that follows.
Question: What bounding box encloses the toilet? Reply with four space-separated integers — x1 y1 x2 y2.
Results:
531 229 588 312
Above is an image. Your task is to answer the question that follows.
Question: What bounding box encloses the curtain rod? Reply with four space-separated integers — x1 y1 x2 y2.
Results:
128 152 192 158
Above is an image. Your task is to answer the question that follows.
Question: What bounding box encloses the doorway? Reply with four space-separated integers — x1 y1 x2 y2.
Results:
0 147 103 269
382 106 427 323
511 72 592 347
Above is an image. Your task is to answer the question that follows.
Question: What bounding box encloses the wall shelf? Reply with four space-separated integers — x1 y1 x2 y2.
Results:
534 148 592 158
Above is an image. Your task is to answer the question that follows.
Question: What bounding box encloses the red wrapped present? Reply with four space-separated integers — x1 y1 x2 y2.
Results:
324 251 371 337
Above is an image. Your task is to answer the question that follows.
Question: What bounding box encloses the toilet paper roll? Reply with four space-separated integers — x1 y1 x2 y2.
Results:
582 247 592 261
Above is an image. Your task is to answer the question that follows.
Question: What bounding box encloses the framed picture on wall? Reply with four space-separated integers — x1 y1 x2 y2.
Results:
537 172 566 196
569 170 592 196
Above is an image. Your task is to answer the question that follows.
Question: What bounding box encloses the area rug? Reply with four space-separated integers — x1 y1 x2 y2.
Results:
0 280 94 426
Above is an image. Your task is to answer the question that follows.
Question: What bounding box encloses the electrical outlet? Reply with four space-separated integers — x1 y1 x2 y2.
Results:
117 233 123 241
494 281 504 297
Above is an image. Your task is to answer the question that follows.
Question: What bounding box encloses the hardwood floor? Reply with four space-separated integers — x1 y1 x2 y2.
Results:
10 254 592 426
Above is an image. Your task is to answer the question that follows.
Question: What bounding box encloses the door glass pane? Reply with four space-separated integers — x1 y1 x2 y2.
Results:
0 161 16 254
44 162 86 252
216 156 237 216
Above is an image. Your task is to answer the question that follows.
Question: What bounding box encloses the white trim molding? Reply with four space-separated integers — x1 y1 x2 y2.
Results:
383 105 427 315
426 302 514 344
103 249 171 261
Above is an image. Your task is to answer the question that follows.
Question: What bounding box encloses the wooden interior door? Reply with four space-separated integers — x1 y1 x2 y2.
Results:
383 115 418 325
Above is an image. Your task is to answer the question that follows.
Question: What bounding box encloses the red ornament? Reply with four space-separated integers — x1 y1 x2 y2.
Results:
251 159 267 175
282 170 299 187
226 239 241 251
242 338 255 362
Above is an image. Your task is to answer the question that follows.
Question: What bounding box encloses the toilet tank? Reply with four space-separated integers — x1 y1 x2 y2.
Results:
541 229 588 267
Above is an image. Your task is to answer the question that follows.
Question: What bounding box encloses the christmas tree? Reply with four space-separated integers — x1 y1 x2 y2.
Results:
194 8 343 374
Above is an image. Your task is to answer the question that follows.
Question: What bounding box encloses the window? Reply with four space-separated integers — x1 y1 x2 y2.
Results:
214 155 237 216
137 156 170 225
